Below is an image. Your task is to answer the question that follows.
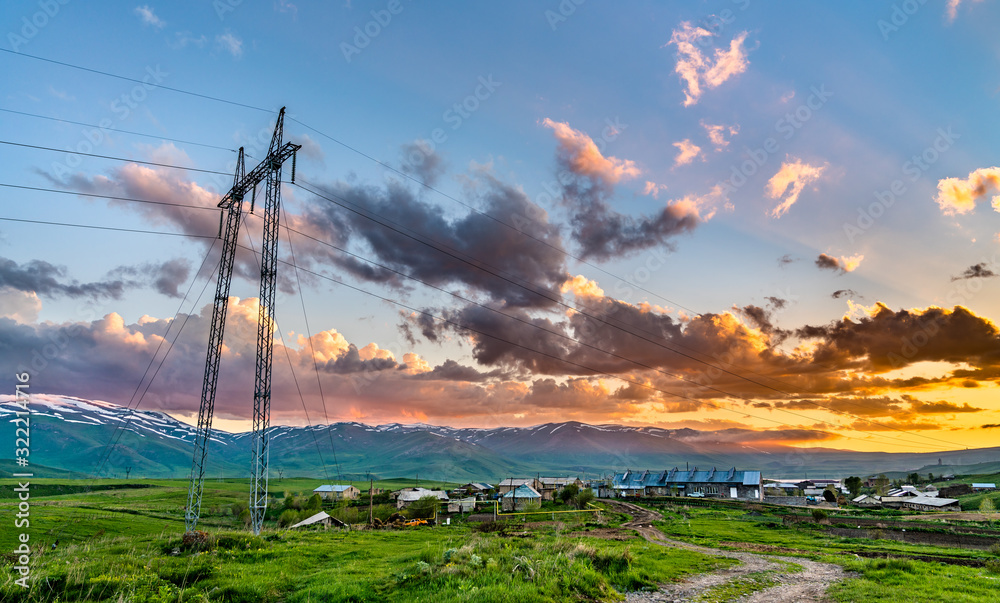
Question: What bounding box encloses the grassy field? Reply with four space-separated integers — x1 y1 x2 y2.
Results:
4 480 1000 601
0 479 731 602
643 499 1000 603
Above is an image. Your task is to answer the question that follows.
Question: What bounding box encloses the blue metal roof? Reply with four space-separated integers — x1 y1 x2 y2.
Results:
612 467 761 488
501 484 541 499
314 484 354 492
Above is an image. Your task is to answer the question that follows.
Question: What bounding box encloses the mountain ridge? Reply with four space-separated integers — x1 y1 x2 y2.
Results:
2 394 998 481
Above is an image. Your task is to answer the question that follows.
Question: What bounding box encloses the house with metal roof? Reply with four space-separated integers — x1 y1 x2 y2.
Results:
608 467 763 500
313 484 360 501
972 483 997 491
501 484 542 511
497 478 542 495
395 487 449 510
900 496 961 512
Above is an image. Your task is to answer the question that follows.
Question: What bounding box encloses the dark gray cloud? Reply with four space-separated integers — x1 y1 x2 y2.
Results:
951 263 998 281
400 140 446 187
0 256 127 299
777 254 795 266
815 253 840 271
109 258 192 298
831 289 857 299
302 173 568 308
560 178 699 261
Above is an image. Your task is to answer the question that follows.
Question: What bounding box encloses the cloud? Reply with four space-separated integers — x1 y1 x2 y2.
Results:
134 5 166 29
168 31 208 49
777 254 795 267
831 289 858 299
294 133 325 166
982 423 1000 429
0 256 129 300
672 139 703 166
542 118 714 260
216 31 244 58
951 262 998 281
935 167 1000 215
946 0 983 22
815 253 864 274
641 181 668 199
668 22 750 107
701 121 739 149
766 158 826 218
109 258 192 298
400 140 445 187
541 118 640 185
301 170 569 308
0 287 41 323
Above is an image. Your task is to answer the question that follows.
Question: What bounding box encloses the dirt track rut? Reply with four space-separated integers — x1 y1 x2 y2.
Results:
605 500 847 602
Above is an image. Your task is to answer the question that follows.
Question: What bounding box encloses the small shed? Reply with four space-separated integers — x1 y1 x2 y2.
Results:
972 483 997 491
501 484 542 511
289 511 347 529
447 497 477 513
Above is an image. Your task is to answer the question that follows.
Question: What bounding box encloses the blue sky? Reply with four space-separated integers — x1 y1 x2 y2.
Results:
3 1 1000 452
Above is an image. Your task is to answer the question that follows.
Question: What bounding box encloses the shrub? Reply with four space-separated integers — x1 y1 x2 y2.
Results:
278 509 300 528
231 502 246 518
237 509 251 527
180 530 214 552
407 495 441 519
559 484 581 505
985 559 1000 575
307 493 323 511
574 489 595 509
811 509 828 522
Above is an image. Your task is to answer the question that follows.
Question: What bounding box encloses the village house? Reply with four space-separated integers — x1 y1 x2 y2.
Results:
313 484 360 501
607 467 763 500
501 484 542 511
537 477 584 501
394 487 449 510
497 478 542 495
455 482 493 499
289 511 347 529
972 483 997 492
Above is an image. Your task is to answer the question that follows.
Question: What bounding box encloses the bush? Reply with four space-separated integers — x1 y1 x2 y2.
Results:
231 502 246 518
574 489 595 509
237 509 251 527
278 509 300 528
307 493 323 510
811 509 828 522
180 530 214 552
559 484 581 505
407 495 440 519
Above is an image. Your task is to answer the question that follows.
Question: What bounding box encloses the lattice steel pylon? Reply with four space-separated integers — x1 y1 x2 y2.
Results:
185 107 300 534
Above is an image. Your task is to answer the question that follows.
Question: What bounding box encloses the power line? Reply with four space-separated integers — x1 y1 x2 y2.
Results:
0 182 218 211
0 48 274 114
0 216 215 238
0 139 231 175
0 47 700 316
93 241 220 477
0 108 239 153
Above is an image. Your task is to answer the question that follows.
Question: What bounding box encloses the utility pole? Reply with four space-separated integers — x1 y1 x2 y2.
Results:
369 477 374 525
185 107 300 535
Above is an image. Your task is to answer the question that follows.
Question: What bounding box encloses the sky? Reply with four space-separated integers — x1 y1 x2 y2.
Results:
2 0 1000 453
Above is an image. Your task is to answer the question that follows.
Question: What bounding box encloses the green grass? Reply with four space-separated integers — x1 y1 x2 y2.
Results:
0 481 728 602
828 557 1000 603
695 571 780 602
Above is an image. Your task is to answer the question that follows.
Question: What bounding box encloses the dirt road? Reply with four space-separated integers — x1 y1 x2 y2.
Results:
605 500 848 602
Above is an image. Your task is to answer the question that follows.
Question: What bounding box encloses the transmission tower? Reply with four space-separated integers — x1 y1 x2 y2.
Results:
185 107 300 534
